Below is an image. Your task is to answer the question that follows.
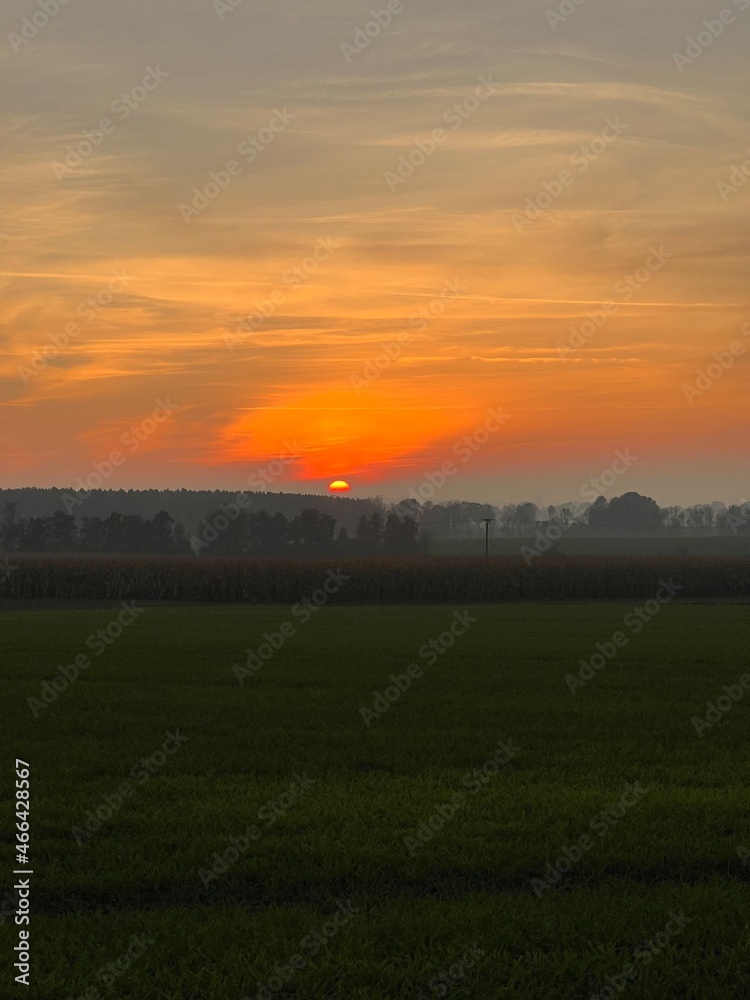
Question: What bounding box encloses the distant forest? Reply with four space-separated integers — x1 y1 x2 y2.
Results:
0 502 422 558
0 488 748 556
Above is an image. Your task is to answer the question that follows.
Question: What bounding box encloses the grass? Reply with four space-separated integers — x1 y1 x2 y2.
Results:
3 603 750 998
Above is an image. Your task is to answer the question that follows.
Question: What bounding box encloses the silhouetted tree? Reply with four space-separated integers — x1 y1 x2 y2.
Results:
355 510 385 554
290 508 336 553
587 496 610 529
587 493 662 532
383 512 421 554
1 502 19 551
513 502 538 536
49 511 77 551
608 493 662 531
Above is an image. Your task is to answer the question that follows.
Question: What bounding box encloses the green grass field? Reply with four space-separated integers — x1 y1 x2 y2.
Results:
4 603 750 998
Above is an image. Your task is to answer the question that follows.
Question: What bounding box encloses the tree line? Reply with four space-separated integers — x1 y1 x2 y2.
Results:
189 506 423 556
0 502 425 557
0 507 191 555
2 492 748 555
422 494 750 537
0 487 376 535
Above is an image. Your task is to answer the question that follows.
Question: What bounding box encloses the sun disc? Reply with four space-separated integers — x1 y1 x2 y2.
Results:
329 479 351 492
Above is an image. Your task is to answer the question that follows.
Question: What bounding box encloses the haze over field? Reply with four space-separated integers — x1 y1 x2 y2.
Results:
1 0 748 504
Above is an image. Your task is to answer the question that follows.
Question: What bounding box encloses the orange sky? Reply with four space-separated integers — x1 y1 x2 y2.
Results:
1 0 748 505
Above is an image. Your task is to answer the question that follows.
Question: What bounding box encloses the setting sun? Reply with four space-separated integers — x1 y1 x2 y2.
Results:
2 3 748 996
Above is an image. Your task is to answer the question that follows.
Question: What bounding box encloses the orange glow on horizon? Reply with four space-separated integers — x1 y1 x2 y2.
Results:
213 387 492 482
1 34 748 503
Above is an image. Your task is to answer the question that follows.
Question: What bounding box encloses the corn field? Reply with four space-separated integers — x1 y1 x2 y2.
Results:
2 555 750 603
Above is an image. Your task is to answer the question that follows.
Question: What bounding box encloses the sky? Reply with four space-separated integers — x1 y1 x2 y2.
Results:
1 0 748 506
